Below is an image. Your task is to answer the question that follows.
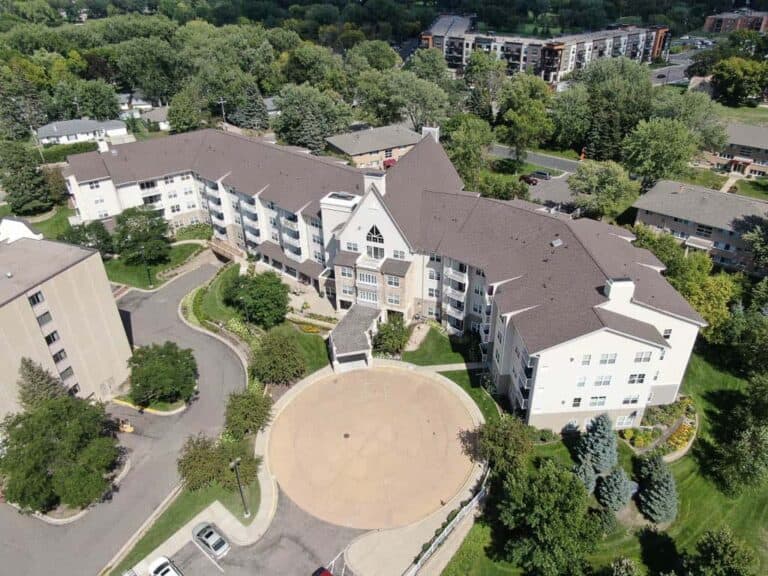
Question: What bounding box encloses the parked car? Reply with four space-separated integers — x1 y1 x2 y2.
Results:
193 523 231 559
148 557 182 576
531 170 551 180
312 569 333 576
656 73 666 78
519 174 538 185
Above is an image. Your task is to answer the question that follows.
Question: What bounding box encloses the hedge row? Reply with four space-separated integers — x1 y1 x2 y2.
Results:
41 141 98 163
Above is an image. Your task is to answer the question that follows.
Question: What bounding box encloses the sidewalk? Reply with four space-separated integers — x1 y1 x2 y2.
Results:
373 359 485 373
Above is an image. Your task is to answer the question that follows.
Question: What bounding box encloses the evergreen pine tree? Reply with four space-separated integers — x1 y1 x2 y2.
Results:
17 357 66 410
611 557 641 576
574 455 597 493
577 413 618 474
230 82 269 131
596 467 632 511
637 454 678 524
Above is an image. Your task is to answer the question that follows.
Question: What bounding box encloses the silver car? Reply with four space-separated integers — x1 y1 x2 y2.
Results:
148 556 183 576
193 522 231 559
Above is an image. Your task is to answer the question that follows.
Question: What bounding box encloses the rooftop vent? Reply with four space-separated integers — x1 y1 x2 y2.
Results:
5 271 12 278
550 238 564 248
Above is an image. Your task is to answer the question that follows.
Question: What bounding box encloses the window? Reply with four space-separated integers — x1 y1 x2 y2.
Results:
594 375 612 387
581 354 591 366
428 269 441 281
28 291 44 306
634 351 652 363
358 272 377 285
184 188 194 195
164 176 174 184
386 275 400 287
310 218 321 228
269 217 277 226
589 396 607 407
346 241 358 252
599 353 617 365
60 367 74 380
88 181 100 190
139 180 157 190
271 232 278 242
45 331 59 345
94 197 105 205
367 245 385 260
170 204 181 213
168 192 178 200
628 373 646 384
313 251 324 263
663 329 672 339
393 250 405 259
187 202 196 210
622 395 640 405
359 289 378 303
616 414 636 427
428 288 440 298
52 349 67 363
576 376 586 388
473 285 482 295
384 148 393 159
430 253 441 263
572 397 582 408
37 311 52 326
312 234 322 244
696 224 713 238
181 174 191 181
387 294 400 305
342 285 354 295
427 306 435 317
366 225 384 243
341 266 353 278
98 210 109 219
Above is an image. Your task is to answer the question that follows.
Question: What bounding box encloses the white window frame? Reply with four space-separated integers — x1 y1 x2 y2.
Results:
358 272 377 285
341 266 353 278
599 353 617 365
634 351 652 363
386 275 400 287
358 289 378 303
628 373 646 385
594 375 612 387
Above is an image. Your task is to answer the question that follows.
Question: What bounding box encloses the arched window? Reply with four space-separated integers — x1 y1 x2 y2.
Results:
366 225 384 244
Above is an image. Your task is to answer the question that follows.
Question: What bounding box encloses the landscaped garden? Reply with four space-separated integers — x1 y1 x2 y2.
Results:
33 206 74 238
733 177 768 201
443 354 768 575
441 370 500 424
402 326 479 366
678 167 728 190
104 243 201 288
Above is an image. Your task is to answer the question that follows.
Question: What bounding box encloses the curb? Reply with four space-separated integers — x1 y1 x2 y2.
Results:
114 248 212 299
111 398 188 416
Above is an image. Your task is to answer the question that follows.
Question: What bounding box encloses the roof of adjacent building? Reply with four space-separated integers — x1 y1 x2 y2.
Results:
381 258 411 277
141 106 168 123
334 251 360 268
330 304 380 356
528 178 575 207
37 119 125 139
326 125 422 156
66 129 365 214
426 15 472 37
633 180 768 232
726 122 768 151
0 237 95 307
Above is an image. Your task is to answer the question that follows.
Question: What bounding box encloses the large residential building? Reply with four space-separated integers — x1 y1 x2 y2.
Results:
633 180 768 273
37 119 127 146
64 129 704 432
419 15 670 83
326 125 422 169
704 9 768 33
706 122 768 178
0 220 132 418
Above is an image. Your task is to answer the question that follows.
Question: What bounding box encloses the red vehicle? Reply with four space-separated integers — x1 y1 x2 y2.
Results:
312 570 333 576
519 174 538 185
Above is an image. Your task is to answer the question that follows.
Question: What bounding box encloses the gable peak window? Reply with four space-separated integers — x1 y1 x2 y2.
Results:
366 226 384 244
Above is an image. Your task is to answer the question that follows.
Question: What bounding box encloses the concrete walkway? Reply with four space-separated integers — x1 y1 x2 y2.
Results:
380 360 486 373
720 174 740 193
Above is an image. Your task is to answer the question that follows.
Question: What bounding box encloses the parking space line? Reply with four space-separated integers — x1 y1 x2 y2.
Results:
190 539 225 573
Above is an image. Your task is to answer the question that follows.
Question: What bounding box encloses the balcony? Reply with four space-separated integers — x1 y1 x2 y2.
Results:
442 300 466 320
210 210 224 222
444 265 468 283
282 230 300 246
514 384 530 410
213 224 227 236
242 204 258 218
281 217 299 231
206 194 221 206
480 323 491 343
443 283 466 302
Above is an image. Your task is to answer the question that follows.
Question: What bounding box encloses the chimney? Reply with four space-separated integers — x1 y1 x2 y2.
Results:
364 172 386 196
421 126 440 142
604 278 635 302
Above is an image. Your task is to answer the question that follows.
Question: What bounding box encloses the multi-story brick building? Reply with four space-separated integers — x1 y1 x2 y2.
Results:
64 129 704 432
0 220 131 418
633 180 768 273
704 10 768 34
419 14 670 83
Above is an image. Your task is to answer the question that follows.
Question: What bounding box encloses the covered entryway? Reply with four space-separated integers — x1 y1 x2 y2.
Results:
328 304 381 371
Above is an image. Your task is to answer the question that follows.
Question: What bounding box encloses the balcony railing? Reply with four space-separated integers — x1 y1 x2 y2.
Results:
282 231 300 246
281 217 299 231
443 284 466 302
444 266 468 283
443 301 466 319
210 210 224 221
206 194 222 206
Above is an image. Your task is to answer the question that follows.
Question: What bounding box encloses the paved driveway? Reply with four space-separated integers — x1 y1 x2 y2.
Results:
490 144 580 173
0 263 246 576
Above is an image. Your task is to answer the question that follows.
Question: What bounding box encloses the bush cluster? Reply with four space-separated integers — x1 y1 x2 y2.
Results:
40 141 98 163
177 434 259 492
224 385 273 441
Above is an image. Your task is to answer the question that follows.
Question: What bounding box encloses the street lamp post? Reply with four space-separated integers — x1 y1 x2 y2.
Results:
229 457 250 518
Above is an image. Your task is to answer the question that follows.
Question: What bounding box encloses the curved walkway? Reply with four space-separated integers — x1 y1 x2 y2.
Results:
0 263 246 576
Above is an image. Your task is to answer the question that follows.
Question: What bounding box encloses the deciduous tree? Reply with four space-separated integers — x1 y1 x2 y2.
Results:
476 415 533 478
222 271 289 328
113 207 170 266
273 83 351 152
711 57 768 107
373 317 409 355
443 114 493 190
229 79 269 131
168 82 207 133
251 329 306 385
622 118 697 187
495 74 553 161
128 341 198 407
683 528 756 576
224 385 273 441
569 160 640 220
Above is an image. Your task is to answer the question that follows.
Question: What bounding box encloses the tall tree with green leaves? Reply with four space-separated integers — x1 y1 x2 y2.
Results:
569 160 640 220
463 51 506 122
113 207 171 266
403 48 450 88
346 40 401 71
168 82 207 133
16 358 66 410
683 528 756 576
495 74 553 162
549 83 592 152
273 83 351 152
443 114 493 190
5 163 55 215
711 57 768 107
476 415 533 478
742 219 768 271
222 271 289 328
224 385 273 441
390 70 448 131
650 89 726 152
596 467 632 511
251 329 306 385
60 220 114 257
128 341 198 407
229 79 269 131
622 118 696 187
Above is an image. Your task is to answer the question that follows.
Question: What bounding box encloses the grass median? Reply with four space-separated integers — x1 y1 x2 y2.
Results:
105 244 202 289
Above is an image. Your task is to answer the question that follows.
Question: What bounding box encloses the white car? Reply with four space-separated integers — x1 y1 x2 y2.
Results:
148 556 182 576
193 522 231 559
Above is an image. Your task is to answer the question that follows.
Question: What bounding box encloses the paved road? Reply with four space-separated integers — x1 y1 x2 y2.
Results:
490 144 580 173
0 264 246 576
171 489 362 576
651 63 688 86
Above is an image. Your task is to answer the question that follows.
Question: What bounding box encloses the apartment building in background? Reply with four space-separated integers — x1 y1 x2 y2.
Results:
634 180 768 274
704 9 768 33
705 122 768 178
0 220 131 418
64 129 703 432
419 14 670 83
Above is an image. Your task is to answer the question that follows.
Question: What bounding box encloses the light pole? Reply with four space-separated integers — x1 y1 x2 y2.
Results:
217 97 227 125
229 457 250 518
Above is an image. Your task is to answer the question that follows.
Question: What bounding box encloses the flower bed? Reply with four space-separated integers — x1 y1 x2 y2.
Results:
620 396 698 457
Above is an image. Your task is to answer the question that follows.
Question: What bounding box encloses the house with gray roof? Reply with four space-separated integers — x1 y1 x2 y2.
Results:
37 119 127 145
707 122 768 178
634 179 768 272
326 125 422 169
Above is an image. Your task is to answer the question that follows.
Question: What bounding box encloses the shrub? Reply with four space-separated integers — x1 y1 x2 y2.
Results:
665 422 695 452
177 434 260 491
251 328 306 385
574 456 597 494
596 468 632 511
637 454 678 524
684 527 756 576
128 341 198 407
610 557 641 576
642 397 694 427
591 506 618 538
577 413 618 474
224 386 273 441
222 271 289 329
40 141 98 163
373 317 410 355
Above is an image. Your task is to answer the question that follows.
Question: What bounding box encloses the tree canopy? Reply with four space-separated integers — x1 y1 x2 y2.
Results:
569 160 640 220
128 341 198 407
113 207 171 266
222 271 289 329
16 357 66 411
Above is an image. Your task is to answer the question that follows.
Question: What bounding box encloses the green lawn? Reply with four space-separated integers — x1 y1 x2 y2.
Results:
532 147 581 161
441 370 500 423
271 322 329 375
443 354 768 574
733 177 768 201
105 244 202 289
174 223 213 241
109 478 260 576
33 206 74 239
402 327 474 366
200 264 240 323
677 167 728 191
0 204 11 218
713 102 768 126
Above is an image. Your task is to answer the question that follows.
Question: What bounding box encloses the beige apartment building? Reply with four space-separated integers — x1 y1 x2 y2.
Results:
325 125 422 169
0 222 131 417
706 123 768 178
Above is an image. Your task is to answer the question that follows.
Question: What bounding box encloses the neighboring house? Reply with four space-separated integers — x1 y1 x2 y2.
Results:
706 123 768 178
633 180 768 273
65 129 703 432
704 10 768 33
0 219 131 418
37 119 127 145
326 125 422 169
141 106 170 131
118 92 154 119
420 15 670 83
528 178 576 210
